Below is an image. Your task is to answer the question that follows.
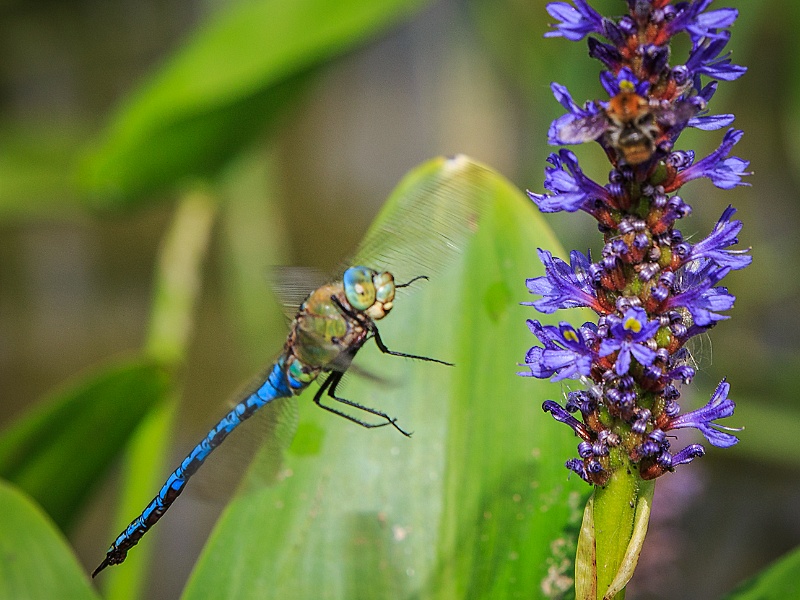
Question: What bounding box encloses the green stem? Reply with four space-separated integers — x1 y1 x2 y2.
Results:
575 452 656 600
146 188 217 365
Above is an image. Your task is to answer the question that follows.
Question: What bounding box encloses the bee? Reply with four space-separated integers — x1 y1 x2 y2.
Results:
557 82 699 166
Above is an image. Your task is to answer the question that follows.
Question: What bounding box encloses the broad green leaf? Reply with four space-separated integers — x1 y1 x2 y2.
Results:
218 145 293 360
180 157 587 599
0 358 169 531
82 0 428 205
723 545 800 600
0 480 100 600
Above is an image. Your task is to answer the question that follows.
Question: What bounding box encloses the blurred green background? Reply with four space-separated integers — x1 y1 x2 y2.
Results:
0 0 796 598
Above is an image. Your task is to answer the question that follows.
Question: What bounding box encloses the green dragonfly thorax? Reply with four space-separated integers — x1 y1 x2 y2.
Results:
283 267 395 387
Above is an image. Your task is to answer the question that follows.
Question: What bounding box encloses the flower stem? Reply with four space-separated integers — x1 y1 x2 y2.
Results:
576 451 655 599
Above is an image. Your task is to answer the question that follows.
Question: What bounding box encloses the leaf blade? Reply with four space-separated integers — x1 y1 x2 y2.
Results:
0 480 101 600
179 156 587 599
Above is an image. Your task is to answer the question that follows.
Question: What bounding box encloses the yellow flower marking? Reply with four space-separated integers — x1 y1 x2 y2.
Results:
624 316 642 334
563 329 579 343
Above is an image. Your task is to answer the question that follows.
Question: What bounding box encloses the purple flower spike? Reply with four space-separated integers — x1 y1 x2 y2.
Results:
523 1 749 485
666 379 740 447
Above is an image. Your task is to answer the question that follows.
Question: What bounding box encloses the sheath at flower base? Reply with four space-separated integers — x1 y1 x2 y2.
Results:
521 2 750 598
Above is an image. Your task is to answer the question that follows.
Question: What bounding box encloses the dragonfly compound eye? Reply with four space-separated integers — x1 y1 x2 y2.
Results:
343 266 377 311
372 272 395 305
366 271 395 320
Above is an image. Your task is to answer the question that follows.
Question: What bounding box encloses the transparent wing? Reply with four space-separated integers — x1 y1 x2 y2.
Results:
269 265 328 320
349 155 493 285
557 113 609 145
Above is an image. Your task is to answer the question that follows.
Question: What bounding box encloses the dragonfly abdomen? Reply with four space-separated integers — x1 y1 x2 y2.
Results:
92 360 298 577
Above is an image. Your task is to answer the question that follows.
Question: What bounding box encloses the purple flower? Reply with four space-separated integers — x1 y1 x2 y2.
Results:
600 67 649 97
524 248 601 313
588 38 622 72
598 308 660 375
684 32 747 82
688 113 735 131
545 0 604 41
565 458 592 483
687 82 735 131
667 1 739 42
668 129 751 191
665 379 740 447
667 262 735 326
669 444 706 467
543 400 591 439
525 1 749 485
529 150 614 213
521 320 597 381
677 206 752 271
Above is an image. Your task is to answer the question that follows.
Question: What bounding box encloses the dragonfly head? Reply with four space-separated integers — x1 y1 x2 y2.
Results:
343 266 395 321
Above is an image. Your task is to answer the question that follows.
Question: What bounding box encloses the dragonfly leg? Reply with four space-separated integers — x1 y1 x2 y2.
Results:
313 372 412 437
368 325 453 366
330 295 453 367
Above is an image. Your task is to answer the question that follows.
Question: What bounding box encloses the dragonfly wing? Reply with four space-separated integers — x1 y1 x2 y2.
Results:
269 265 329 320
233 395 299 494
349 155 492 285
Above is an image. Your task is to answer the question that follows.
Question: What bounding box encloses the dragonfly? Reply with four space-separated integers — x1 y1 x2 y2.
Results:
92 154 491 578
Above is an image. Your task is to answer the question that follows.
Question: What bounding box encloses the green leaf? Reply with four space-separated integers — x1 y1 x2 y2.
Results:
724 545 800 600
0 358 170 531
81 0 428 205
218 145 293 360
0 480 100 600
179 156 587 599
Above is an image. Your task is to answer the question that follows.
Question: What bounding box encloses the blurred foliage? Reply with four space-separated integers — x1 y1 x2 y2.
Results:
1 0 799 599
724 545 800 600
0 358 170 531
0 480 101 600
